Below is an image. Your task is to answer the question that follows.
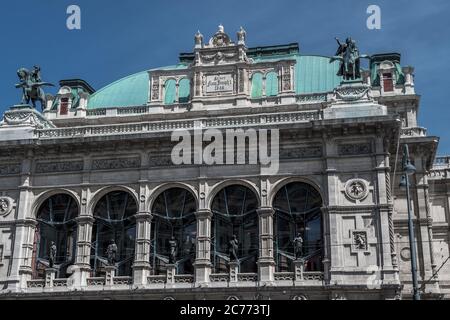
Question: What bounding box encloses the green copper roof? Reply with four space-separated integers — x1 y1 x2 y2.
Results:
253 54 342 94
86 56 341 109
88 71 149 109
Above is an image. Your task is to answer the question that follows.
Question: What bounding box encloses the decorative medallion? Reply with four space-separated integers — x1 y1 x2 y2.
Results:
226 296 240 301
400 247 411 261
0 197 14 217
344 179 369 201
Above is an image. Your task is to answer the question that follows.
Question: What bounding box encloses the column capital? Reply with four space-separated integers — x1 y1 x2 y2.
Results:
196 209 212 219
75 215 95 224
257 207 275 217
16 218 38 227
134 212 153 221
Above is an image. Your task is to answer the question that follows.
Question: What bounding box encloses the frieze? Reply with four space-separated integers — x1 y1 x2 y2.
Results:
92 157 141 170
35 161 84 173
0 163 21 176
338 143 372 156
280 146 323 160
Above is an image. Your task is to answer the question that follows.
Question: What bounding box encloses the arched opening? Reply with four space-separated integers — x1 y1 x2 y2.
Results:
91 191 137 277
251 73 263 98
33 194 79 279
273 182 323 272
211 185 259 274
151 188 197 275
178 78 191 103
266 72 279 96
164 79 177 105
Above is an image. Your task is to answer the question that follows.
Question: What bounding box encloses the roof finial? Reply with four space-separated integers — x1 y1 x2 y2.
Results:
218 24 224 33
194 30 203 49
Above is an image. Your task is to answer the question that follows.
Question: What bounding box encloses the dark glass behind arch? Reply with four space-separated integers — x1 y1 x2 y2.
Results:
34 194 78 278
151 188 197 275
273 182 323 272
211 185 259 274
91 191 137 277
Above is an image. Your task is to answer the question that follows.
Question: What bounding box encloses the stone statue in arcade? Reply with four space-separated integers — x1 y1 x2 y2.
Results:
49 241 57 268
229 235 239 263
293 233 304 260
169 236 178 264
15 65 54 111
332 37 369 81
106 239 118 266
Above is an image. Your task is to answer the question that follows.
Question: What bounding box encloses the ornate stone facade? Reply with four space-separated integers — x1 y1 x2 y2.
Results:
0 26 448 300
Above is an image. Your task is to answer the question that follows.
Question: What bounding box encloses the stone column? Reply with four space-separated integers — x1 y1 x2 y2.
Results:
229 262 239 283
132 212 153 286
294 259 305 283
166 264 176 284
74 215 95 287
194 209 212 283
321 207 331 285
17 218 38 289
45 268 57 288
105 266 117 286
257 207 275 282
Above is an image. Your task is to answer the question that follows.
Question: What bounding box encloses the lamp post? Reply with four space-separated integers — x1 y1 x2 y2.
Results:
399 144 421 300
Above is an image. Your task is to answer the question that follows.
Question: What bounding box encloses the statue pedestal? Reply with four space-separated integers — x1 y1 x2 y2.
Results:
166 264 177 284
132 262 152 286
323 81 387 120
104 266 117 286
294 259 305 283
45 268 58 288
229 262 240 283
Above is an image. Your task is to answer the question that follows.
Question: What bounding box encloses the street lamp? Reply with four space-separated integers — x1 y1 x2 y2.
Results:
399 144 421 300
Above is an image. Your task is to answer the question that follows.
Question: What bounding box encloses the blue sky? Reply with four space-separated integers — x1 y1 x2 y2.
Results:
0 0 449 154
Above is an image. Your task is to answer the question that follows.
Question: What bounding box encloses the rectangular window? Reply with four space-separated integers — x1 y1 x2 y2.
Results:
60 98 69 115
383 73 394 92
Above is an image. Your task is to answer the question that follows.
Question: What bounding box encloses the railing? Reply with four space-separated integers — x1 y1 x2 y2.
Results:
53 279 68 288
174 275 194 284
274 272 295 281
86 109 107 116
114 276 133 285
87 277 106 286
400 127 427 137
303 272 324 281
237 273 258 282
37 110 323 140
27 280 45 288
210 274 230 282
434 156 450 167
148 275 166 284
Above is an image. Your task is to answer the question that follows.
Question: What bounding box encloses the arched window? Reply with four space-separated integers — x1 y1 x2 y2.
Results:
273 182 323 272
178 78 191 103
266 72 279 96
164 79 177 105
91 191 137 277
34 194 78 278
151 188 197 275
211 185 259 274
251 73 263 99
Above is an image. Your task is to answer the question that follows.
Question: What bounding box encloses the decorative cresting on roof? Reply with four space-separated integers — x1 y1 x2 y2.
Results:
207 24 232 48
193 25 250 66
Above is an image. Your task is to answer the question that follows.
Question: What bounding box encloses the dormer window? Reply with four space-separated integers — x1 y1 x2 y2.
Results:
383 73 394 92
60 98 69 115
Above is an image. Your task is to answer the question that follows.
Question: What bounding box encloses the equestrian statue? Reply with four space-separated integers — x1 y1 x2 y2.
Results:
15 65 54 111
